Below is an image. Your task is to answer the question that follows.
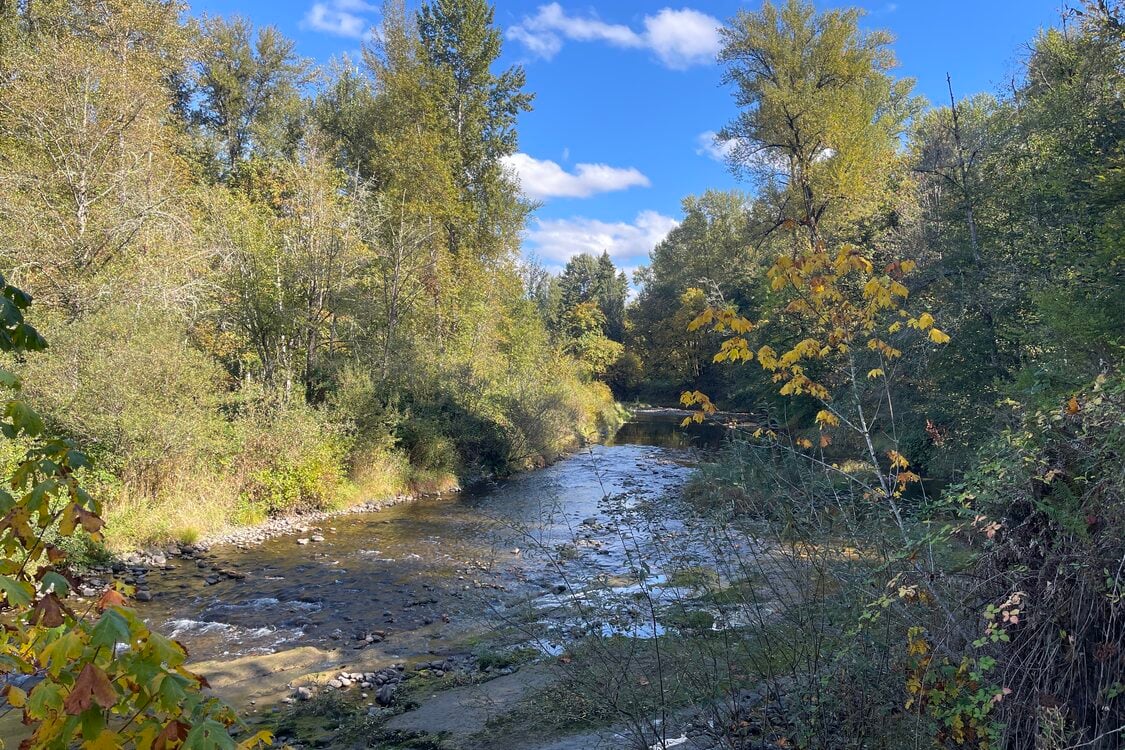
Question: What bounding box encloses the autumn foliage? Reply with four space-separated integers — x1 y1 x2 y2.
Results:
0 276 271 749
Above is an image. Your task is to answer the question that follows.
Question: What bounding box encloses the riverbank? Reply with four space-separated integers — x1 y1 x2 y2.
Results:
103 405 656 563
39 417 789 750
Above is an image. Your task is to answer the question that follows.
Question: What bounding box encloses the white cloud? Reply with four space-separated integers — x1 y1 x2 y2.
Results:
642 9 724 69
507 3 722 70
504 153 650 200
523 210 679 265
303 0 375 39
695 130 743 162
333 0 374 10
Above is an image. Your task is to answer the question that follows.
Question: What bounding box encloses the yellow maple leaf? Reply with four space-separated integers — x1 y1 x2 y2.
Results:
815 409 840 428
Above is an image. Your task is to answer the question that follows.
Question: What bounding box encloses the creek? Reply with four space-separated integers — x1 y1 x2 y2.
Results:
132 413 728 668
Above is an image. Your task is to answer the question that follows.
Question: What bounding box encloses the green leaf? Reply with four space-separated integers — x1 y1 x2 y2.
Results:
66 450 91 470
0 575 33 606
184 718 237 750
91 610 132 650
5 400 43 437
40 571 70 597
0 368 20 390
81 706 107 740
26 680 65 719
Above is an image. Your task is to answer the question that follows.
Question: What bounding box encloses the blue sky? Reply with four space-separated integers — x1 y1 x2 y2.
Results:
190 0 1065 276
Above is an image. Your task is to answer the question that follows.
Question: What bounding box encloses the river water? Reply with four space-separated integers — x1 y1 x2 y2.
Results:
133 415 729 664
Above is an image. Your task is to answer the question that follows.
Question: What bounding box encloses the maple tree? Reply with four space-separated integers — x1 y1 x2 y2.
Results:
0 274 271 750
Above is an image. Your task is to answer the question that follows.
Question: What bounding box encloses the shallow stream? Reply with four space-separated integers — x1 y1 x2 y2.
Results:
133 414 728 665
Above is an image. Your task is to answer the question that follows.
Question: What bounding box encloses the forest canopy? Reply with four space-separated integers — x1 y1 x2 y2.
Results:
0 0 621 548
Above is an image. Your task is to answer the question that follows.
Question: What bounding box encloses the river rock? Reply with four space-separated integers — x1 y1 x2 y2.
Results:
310 534 325 542
327 678 343 689
295 686 314 701
134 590 153 602
376 684 395 706
296 538 309 545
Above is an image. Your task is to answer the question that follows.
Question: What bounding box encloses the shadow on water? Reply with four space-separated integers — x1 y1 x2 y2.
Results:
608 413 728 450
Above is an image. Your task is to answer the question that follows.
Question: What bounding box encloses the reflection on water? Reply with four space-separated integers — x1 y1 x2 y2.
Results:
609 414 727 450
133 414 722 662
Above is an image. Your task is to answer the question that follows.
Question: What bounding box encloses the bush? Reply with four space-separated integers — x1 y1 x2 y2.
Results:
952 374 1125 746
233 402 351 517
19 306 229 492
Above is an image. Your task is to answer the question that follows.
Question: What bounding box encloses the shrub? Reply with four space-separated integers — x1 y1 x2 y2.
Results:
19 306 229 493
233 403 351 516
951 374 1125 746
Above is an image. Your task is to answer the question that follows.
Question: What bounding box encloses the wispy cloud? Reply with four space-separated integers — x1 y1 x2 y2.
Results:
523 210 679 266
507 3 722 70
695 130 743 162
697 130 834 174
503 153 650 200
302 0 376 39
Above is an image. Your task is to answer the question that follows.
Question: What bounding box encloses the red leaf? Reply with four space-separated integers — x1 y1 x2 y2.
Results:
153 720 189 750
63 663 117 715
96 589 127 612
30 594 65 628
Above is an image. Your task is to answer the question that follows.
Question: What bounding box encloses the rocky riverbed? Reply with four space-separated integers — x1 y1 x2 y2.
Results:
52 416 798 749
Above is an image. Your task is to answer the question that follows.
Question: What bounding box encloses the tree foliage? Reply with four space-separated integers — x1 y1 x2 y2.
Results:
0 276 271 750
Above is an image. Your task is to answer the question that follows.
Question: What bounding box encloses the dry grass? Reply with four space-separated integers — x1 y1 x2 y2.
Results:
102 471 239 552
100 444 465 551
